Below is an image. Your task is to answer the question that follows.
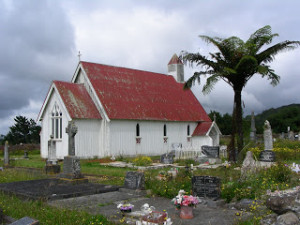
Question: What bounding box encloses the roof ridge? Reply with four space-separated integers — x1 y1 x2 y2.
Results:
81 61 171 77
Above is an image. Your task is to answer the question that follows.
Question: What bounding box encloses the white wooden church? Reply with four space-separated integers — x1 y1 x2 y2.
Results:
37 54 221 159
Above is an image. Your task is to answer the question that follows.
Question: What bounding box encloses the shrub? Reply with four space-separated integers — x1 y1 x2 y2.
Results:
132 156 152 166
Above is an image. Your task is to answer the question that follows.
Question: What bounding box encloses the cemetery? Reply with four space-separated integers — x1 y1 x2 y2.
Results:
0 120 300 224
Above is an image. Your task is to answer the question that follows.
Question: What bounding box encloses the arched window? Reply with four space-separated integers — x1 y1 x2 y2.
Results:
187 125 190 136
136 123 140 137
51 103 62 139
163 124 167 137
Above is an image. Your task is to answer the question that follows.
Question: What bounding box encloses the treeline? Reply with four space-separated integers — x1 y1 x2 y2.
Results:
209 104 300 135
1 116 41 145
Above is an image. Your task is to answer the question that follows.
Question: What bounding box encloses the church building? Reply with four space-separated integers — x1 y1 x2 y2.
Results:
37 54 221 159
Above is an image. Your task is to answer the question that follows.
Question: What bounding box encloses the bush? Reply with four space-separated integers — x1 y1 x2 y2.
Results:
132 156 152 166
221 163 296 202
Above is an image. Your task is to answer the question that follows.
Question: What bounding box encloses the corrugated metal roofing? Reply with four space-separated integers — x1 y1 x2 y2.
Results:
54 81 101 119
81 61 211 122
168 54 183 65
192 122 213 136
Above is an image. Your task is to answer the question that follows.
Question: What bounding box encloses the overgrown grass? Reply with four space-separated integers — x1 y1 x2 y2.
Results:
0 168 114 225
0 169 48 183
0 193 114 225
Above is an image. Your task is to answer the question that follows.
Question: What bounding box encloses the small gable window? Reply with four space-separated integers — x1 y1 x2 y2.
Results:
163 124 167 137
51 103 62 139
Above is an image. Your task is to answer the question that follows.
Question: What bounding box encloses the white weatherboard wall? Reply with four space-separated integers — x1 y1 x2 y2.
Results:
109 120 198 156
191 136 213 150
73 119 102 158
40 91 69 159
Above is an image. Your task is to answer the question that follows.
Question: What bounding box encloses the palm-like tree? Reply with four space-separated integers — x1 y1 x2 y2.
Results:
181 25 300 161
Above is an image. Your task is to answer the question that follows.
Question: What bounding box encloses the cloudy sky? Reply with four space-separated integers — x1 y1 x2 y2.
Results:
1 0 300 135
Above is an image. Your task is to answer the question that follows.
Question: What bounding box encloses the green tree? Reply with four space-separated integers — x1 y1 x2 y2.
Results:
5 116 41 145
182 25 300 161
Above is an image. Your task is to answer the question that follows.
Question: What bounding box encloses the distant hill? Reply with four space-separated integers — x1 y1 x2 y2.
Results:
245 104 300 134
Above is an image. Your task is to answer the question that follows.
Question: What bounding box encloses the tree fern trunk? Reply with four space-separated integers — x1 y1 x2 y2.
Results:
235 89 244 157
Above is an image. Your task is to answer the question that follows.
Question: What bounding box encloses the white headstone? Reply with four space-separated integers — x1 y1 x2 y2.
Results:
48 136 57 165
264 120 273 150
4 141 9 166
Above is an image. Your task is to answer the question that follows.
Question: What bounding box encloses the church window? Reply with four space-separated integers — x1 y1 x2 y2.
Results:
187 125 191 142
136 123 140 137
51 103 62 139
163 124 167 137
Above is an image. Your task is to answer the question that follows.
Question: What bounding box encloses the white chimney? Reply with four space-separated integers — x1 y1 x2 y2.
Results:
167 54 184 83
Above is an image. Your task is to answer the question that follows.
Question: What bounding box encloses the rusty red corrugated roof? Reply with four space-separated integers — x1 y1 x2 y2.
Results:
192 122 213 136
168 54 183 65
81 61 210 122
54 81 101 119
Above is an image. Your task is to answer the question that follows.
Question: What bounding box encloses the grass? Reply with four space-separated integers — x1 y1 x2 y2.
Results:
0 193 114 225
0 169 114 225
1 141 300 224
0 169 48 183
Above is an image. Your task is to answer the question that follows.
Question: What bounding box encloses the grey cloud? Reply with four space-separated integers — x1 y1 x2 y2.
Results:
0 0 76 133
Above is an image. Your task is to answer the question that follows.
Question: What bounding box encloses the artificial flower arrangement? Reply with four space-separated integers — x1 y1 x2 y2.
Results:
117 202 134 212
171 190 200 209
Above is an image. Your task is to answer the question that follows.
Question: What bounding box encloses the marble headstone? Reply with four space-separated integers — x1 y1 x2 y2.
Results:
250 111 256 141
4 141 9 166
260 120 275 162
264 120 273 150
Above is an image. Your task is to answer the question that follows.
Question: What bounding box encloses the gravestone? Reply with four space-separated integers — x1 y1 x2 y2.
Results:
60 121 87 182
250 111 256 141
288 131 295 141
47 136 58 164
241 151 258 178
219 145 227 158
45 136 60 174
124 171 145 190
171 143 182 151
4 141 9 166
10 216 39 225
192 176 221 198
259 150 276 162
259 120 275 162
160 153 174 164
201 145 219 158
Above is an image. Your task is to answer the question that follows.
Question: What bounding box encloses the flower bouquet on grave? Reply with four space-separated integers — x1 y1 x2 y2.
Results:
117 202 134 213
171 190 200 219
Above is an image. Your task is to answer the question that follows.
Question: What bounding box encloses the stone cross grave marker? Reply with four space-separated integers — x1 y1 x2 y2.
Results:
4 141 9 166
60 121 86 182
192 176 221 199
124 171 145 190
66 121 77 156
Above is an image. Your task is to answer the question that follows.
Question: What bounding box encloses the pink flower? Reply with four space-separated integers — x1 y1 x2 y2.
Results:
182 199 189 206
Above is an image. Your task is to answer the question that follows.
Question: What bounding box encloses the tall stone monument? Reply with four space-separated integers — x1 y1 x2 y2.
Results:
259 120 275 162
249 112 256 141
45 135 60 174
60 121 87 183
4 141 9 166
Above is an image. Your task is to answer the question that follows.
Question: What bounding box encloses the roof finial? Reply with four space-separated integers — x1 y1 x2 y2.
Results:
78 51 82 61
